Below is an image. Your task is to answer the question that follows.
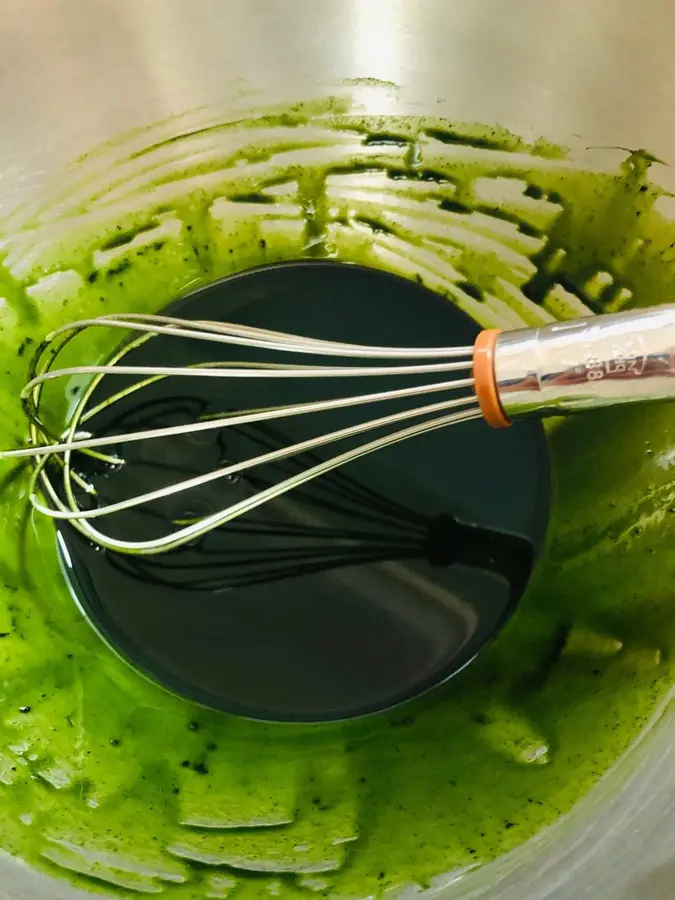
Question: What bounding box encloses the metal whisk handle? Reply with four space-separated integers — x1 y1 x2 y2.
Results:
473 304 675 427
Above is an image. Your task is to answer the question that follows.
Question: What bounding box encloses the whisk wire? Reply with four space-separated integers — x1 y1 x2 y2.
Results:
43 313 475 360
9 313 485 554
32 394 481 528
7 376 475 461
48 406 482 554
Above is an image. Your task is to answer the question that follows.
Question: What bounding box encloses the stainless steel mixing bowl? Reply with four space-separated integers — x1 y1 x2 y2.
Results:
1 1 675 898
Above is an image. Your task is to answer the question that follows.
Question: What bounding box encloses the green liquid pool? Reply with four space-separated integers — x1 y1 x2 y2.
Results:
0 96 673 898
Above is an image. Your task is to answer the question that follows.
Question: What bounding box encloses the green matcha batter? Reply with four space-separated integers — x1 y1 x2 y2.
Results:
0 95 672 898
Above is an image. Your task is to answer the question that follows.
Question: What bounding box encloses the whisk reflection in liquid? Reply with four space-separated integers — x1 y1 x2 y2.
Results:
60 401 534 596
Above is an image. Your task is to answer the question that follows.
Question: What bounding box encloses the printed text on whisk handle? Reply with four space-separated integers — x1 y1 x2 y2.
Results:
584 344 646 381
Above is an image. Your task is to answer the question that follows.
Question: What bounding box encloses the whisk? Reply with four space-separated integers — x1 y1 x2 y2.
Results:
3 302 673 556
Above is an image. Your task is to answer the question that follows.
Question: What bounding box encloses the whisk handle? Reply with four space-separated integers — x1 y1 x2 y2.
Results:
478 304 675 426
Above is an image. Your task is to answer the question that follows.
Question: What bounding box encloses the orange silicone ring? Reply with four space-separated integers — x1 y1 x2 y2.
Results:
473 329 511 429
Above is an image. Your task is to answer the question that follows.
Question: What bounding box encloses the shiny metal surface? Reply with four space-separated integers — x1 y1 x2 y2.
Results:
5 0 675 202
496 305 675 420
1 0 675 899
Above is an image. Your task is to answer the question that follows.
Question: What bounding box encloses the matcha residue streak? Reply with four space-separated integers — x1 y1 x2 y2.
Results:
0 95 672 899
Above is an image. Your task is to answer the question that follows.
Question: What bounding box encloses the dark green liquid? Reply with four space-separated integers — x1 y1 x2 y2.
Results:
59 262 549 721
